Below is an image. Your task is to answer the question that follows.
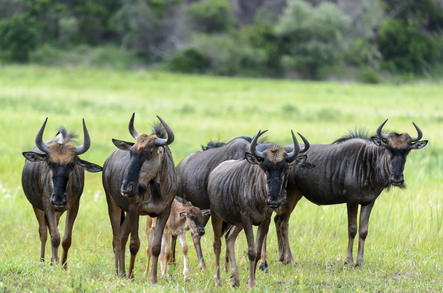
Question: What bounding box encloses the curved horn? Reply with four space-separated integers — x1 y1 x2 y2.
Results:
35 117 50 154
376 118 389 140
128 112 139 140
75 118 91 155
297 132 310 153
250 129 268 159
286 130 300 162
154 115 175 146
410 122 423 142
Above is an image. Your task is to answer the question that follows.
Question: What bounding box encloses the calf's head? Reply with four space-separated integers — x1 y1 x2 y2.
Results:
178 202 210 236
371 119 427 187
23 118 102 209
113 113 174 197
245 129 310 208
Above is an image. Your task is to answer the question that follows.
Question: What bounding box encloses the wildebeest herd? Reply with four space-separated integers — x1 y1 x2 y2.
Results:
21 114 428 288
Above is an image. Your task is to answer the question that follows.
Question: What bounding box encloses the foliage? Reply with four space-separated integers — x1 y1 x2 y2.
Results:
167 48 210 73
0 14 38 62
275 0 350 79
187 0 234 33
378 18 441 73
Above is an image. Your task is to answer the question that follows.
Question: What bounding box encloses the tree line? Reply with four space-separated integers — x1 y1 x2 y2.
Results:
1 0 442 80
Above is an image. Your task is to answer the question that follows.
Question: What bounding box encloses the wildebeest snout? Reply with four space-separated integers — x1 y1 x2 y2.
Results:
121 181 138 197
50 193 67 207
265 198 284 209
197 227 205 236
390 174 404 186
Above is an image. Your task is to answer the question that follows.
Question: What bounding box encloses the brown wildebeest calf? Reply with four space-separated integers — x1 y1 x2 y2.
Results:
144 197 210 280
22 118 102 268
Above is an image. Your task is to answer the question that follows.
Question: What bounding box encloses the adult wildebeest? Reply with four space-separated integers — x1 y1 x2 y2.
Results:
22 118 102 268
102 113 177 283
174 135 256 269
271 119 428 266
208 130 310 288
144 197 210 280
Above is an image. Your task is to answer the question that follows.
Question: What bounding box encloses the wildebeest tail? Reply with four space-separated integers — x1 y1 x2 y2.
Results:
221 221 232 236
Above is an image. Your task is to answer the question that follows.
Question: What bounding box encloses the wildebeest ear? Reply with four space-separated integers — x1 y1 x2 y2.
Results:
179 211 187 218
371 136 386 146
411 140 428 150
201 209 211 216
112 139 134 150
22 151 47 162
245 152 263 165
77 158 103 173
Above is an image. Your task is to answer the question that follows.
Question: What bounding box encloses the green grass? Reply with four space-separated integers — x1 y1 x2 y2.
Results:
0 65 442 292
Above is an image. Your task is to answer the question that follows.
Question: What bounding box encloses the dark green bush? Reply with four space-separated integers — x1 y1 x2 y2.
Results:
378 18 441 73
187 0 234 33
168 48 210 73
0 14 38 62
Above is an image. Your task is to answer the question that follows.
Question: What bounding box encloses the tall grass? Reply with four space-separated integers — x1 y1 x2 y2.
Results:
0 65 441 292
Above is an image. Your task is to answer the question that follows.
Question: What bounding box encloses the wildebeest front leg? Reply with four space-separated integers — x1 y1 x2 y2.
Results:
211 213 223 286
149 206 171 284
258 234 268 272
255 218 271 279
356 202 374 266
105 192 122 275
242 216 257 289
191 233 207 270
61 200 80 269
33 207 47 262
226 225 242 287
127 210 140 279
45 208 61 264
119 215 131 277
345 203 358 265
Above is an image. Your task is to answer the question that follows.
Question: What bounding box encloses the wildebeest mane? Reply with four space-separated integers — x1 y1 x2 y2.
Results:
152 123 167 139
333 129 371 144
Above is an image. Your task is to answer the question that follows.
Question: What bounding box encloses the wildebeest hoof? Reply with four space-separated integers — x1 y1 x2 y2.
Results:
259 262 269 273
355 259 363 267
344 258 354 266
232 282 240 288
214 277 222 286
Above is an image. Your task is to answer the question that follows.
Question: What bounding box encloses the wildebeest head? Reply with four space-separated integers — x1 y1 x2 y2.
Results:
112 113 174 197
22 118 102 209
245 130 310 208
371 119 428 187
179 201 210 236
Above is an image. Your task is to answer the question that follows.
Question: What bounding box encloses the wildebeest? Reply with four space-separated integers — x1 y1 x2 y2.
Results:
22 118 102 268
102 113 177 283
174 135 255 269
144 197 210 280
272 119 428 266
208 130 310 288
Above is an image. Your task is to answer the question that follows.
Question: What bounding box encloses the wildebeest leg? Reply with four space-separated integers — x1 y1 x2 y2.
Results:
106 192 122 275
127 209 140 279
356 202 374 266
345 203 358 265
224 225 235 272
191 233 206 270
242 217 257 289
255 218 271 281
61 200 80 269
170 235 177 264
211 213 223 286
33 207 47 262
149 206 171 284
119 215 131 277
274 193 302 265
178 233 189 280
226 225 242 287
258 234 268 272
45 208 60 264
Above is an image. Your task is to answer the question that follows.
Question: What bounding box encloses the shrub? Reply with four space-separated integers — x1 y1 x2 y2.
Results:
0 14 38 62
378 18 441 73
187 0 234 33
275 0 350 79
168 48 210 73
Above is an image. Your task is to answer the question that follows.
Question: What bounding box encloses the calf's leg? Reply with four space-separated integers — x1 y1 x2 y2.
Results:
178 233 189 279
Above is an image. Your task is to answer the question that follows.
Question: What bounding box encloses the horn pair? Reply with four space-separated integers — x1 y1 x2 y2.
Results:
250 129 310 162
376 119 422 142
128 113 174 146
35 118 90 155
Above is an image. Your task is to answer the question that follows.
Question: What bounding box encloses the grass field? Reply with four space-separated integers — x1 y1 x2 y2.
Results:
0 65 441 292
